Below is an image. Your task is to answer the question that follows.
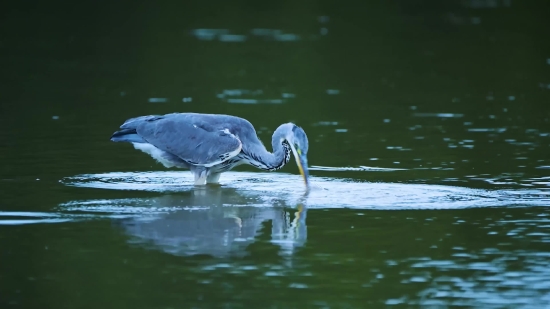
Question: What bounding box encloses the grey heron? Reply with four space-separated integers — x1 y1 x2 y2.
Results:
110 113 310 186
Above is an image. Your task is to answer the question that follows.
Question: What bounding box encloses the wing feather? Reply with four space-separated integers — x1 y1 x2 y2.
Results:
135 114 242 166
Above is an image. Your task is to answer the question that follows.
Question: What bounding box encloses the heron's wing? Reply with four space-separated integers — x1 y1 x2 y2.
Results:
134 115 242 167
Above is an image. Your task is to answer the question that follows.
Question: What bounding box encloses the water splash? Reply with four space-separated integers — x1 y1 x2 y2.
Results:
59 171 550 210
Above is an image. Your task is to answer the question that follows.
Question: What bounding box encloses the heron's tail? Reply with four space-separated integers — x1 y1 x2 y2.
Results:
110 129 146 143
120 115 163 129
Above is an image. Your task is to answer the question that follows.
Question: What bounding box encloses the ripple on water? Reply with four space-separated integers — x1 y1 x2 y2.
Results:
0 211 132 225
215 89 294 104
0 212 73 225
59 171 550 210
408 250 550 307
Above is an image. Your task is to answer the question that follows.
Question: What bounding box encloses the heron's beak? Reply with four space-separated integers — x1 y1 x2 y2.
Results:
289 143 310 187
298 154 309 187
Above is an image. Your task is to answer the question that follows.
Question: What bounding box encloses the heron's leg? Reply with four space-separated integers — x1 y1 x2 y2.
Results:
192 168 208 186
206 172 221 184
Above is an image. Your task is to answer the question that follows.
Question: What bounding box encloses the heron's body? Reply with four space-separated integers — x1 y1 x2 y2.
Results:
110 113 309 186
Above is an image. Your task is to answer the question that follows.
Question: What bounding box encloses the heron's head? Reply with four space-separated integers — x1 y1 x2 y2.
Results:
285 123 310 187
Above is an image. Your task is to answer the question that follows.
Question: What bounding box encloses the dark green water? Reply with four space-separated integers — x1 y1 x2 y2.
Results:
1 1 550 308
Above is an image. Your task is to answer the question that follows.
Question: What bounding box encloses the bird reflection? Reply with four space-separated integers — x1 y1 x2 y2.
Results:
113 186 308 258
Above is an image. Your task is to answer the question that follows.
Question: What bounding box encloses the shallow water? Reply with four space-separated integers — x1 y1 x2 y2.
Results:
3 171 550 307
2 1 550 308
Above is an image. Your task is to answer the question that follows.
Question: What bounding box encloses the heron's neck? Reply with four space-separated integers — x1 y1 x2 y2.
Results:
245 137 291 171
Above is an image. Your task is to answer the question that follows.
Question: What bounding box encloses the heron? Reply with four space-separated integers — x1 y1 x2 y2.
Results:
110 112 310 187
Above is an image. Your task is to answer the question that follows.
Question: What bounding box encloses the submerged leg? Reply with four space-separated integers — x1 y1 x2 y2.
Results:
206 172 221 184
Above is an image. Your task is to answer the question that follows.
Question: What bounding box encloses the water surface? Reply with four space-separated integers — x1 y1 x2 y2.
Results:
1 0 550 308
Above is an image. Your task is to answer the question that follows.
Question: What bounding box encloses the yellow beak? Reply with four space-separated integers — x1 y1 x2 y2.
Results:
289 143 309 187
